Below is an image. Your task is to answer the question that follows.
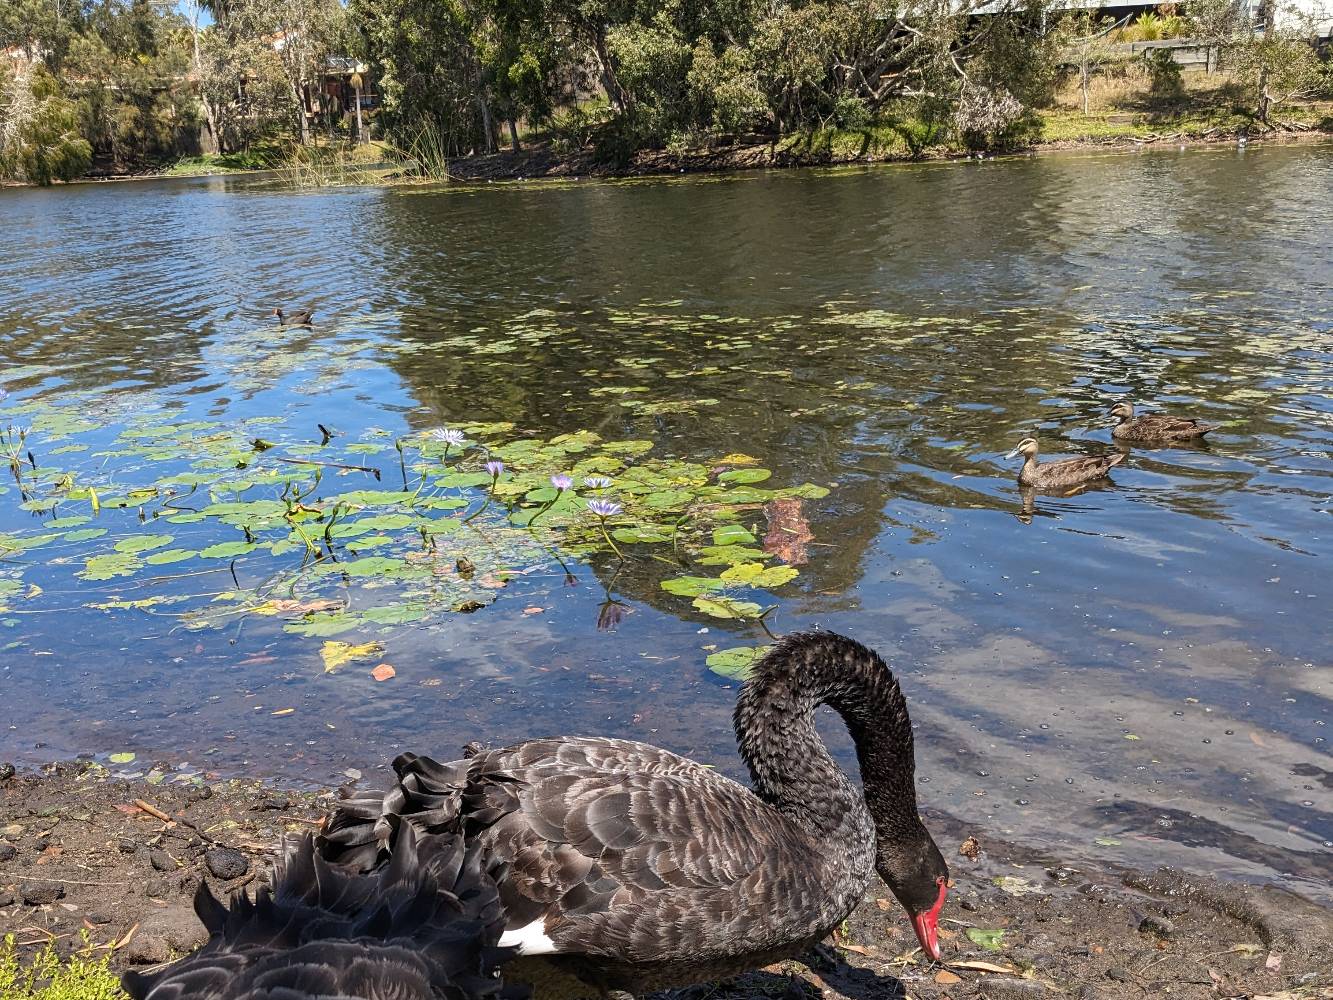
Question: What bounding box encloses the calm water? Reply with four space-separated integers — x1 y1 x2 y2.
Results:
2 144 1330 899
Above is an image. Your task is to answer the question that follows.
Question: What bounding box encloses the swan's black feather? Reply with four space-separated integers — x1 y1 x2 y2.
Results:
123 825 523 1000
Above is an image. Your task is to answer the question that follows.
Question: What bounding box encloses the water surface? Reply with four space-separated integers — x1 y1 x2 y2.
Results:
2 143 1330 899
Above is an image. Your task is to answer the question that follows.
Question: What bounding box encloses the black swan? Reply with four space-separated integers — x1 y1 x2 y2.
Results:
317 630 950 997
122 824 524 1000
1110 401 1214 442
272 307 315 326
1006 436 1125 488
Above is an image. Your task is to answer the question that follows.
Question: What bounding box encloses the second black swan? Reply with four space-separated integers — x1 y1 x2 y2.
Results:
122 824 523 1000
317 629 950 997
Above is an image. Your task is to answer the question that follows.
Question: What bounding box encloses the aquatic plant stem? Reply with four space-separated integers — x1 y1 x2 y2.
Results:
597 517 624 561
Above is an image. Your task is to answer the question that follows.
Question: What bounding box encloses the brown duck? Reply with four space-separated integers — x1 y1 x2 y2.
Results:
1110 401 1213 442
317 630 949 999
1006 437 1124 488
272 307 315 326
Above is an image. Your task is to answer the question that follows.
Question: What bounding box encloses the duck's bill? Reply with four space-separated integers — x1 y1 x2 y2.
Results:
910 881 948 961
1004 447 1021 459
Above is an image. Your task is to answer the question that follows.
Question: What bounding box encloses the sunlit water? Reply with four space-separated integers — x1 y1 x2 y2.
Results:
2 143 1330 900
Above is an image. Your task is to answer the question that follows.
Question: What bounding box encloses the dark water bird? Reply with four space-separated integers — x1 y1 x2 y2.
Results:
272 307 315 326
317 630 949 998
1110 401 1214 443
1006 437 1125 488
123 824 523 1000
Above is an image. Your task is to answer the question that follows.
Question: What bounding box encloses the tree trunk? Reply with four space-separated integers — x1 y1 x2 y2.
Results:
476 94 495 153
592 27 629 112
1081 61 1090 116
354 84 364 144
292 80 311 145
508 117 520 153
1256 0 1275 123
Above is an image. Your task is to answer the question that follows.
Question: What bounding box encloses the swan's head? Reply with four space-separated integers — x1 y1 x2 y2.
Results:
1109 401 1134 423
879 828 949 962
1005 437 1039 461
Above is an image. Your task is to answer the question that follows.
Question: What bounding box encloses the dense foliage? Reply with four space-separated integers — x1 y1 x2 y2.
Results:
1 0 1329 182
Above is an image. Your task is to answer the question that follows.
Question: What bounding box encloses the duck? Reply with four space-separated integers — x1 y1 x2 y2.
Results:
317 630 950 998
272 307 315 326
1006 437 1124 488
1110 401 1214 443
122 824 524 1000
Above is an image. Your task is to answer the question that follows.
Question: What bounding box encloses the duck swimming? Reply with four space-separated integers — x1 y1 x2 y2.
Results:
123 825 522 1000
317 630 949 999
1110 401 1214 443
1006 437 1125 488
272 307 315 326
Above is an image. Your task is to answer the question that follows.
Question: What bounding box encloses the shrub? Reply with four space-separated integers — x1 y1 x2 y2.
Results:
0 934 125 1000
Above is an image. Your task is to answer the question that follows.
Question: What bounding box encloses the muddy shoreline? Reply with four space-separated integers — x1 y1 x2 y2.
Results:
2 759 1329 999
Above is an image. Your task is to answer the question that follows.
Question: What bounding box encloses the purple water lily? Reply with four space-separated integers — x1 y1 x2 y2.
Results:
583 475 613 490
587 498 622 518
551 474 573 491
485 460 505 478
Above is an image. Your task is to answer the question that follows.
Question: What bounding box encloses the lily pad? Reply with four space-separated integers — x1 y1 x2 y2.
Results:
706 645 770 680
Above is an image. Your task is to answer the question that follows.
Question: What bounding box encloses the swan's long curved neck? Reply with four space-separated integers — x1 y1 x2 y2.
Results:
733 632 921 843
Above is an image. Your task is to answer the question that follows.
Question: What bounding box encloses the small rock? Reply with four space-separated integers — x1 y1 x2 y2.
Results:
0 889 15 906
118 837 136 853
1106 967 1134 983
205 846 249 880
150 849 176 872
21 881 65 905
960 897 979 911
1139 914 1175 938
145 878 171 899
0 843 16 862
0 762 14 781
86 910 113 925
2 823 23 839
1162 902 1190 917
1078 989 1105 1000
124 907 208 966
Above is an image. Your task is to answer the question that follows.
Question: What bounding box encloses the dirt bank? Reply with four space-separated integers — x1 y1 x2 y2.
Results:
2 759 1330 999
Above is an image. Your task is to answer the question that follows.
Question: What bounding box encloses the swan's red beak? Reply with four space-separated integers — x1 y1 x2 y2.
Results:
910 879 948 961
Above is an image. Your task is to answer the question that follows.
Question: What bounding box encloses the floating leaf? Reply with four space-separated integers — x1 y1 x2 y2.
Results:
719 562 799 588
706 646 770 680
114 533 174 554
692 595 764 619
718 468 772 485
199 540 258 559
79 553 142 580
712 524 756 546
371 663 396 681
661 576 726 597
320 640 385 673
145 548 198 565
108 752 135 764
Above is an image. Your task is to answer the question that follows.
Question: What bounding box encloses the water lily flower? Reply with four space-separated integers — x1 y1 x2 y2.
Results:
551 474 573 492
585 497 625 559
430 427 466 446
485 460 505 478
583 476 613 490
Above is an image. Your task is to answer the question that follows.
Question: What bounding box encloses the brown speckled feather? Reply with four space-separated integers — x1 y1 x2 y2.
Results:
1018 451 1125 488
1113 413 1214 442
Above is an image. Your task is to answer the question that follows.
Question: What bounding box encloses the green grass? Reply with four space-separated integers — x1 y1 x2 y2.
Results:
0 935 126 1000
161 143 287 176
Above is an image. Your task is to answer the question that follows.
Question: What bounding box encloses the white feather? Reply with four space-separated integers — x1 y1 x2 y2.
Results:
498 918 559 955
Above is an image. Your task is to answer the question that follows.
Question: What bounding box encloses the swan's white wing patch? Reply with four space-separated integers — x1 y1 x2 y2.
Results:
498 918 559 955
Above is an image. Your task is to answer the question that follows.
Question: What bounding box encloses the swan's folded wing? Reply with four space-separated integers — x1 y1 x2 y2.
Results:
473 738 789 953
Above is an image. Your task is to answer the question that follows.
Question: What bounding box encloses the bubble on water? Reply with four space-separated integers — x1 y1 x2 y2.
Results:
976 770 991 777
1202 738 1211 743
1015 799 1030 806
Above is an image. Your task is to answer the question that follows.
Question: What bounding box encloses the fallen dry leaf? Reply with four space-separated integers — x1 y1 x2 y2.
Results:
371 663 396 682
934 970 963 985
1265 951 1283 973
270 708 295 716
763 497 814 566
523 606 544 615
1250 731 1268 747
252 598 343 617
959 835 981 859
949 960 1019 974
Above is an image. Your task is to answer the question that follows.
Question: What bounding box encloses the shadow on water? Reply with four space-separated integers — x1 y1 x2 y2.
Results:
0 144 1330 898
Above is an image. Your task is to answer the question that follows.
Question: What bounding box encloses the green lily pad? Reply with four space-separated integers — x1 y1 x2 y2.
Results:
692 595 764 619
706 645 770 680
661 576 726 597
114 533 174 554
718 468 772 484
199 540 259 559
712 524 756 545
